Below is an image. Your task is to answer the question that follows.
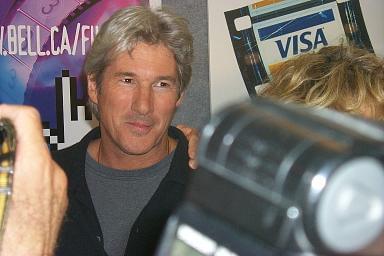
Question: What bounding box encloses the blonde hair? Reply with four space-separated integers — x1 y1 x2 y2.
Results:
260 45 384 120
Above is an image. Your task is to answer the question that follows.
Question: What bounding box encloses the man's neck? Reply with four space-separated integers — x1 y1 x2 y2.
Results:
87 137 177 170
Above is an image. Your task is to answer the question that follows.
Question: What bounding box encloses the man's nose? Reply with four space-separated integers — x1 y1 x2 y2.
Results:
131 85 154 115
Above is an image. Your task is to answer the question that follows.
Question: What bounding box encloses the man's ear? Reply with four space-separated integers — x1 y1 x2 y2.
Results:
176 92 185 107
87 75 98 104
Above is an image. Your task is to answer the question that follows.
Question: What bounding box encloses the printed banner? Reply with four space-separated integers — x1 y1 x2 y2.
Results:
225 0 372 96
0 0 148 150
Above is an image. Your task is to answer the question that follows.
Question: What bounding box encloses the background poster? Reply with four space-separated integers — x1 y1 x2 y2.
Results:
208 0 384 114
0 0 149 150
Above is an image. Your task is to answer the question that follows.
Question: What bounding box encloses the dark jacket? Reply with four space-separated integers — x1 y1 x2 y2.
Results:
53 126 191 256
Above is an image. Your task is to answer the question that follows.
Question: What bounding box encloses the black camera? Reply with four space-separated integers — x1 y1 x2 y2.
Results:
0 119 16 231
157 97 384 256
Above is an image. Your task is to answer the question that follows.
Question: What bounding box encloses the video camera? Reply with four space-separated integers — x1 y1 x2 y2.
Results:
157 97 384 256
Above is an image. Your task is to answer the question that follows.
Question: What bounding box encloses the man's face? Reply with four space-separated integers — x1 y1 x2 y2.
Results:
88 42 182 160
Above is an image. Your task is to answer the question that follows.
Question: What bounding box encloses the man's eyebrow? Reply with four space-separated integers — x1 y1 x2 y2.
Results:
113 72 177 83
114 72 136 78
156 76 177 83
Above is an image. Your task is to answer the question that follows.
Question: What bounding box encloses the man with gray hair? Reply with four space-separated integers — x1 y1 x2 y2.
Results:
53 5 194 256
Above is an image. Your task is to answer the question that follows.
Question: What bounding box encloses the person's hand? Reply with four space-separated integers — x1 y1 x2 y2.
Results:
176 124 199 169
0 104 68 256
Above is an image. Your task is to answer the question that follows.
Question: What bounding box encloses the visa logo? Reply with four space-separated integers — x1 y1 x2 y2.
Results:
275 28 328 58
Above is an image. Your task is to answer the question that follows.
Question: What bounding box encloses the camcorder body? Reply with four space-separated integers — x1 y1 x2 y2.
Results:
157 97 384 256
0 119 16 233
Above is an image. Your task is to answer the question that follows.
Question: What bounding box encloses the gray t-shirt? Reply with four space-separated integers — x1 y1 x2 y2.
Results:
85 152 173 256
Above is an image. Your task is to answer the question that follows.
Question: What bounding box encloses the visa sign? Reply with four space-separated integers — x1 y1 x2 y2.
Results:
275 28 328 58
253 3 347 75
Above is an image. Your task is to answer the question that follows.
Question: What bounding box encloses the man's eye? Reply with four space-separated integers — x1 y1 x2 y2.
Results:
158 82 169 87
124 78 134 84
154 81 174 88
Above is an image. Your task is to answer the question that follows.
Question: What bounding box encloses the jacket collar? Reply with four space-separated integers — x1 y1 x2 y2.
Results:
68 126 190 193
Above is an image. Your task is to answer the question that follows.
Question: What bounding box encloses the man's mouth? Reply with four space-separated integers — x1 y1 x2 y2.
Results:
126 119 154 134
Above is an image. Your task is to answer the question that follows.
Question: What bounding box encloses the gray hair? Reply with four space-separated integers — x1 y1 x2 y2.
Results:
85 5 194 120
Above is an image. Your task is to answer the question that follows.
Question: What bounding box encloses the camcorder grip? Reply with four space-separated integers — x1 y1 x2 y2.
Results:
0 119 16 234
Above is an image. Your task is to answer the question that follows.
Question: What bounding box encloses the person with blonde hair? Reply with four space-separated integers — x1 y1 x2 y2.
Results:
260 45 384 120
259 44 384 255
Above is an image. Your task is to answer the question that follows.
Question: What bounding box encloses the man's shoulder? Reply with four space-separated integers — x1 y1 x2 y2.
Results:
168 126 192 181
53 127 99 156
169 126 187 144
51 142 84 177
51 127 100 171
52 142 80 161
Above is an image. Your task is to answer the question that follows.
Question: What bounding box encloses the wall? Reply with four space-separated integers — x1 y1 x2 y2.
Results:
208 0 384 115
164 0 211 130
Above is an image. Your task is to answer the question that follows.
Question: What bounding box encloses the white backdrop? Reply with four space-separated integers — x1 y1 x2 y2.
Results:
208 0 384 115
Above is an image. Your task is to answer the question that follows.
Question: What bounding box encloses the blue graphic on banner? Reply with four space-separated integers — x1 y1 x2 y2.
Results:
258 9 335 40
224 0 372 96
0 0 146 150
